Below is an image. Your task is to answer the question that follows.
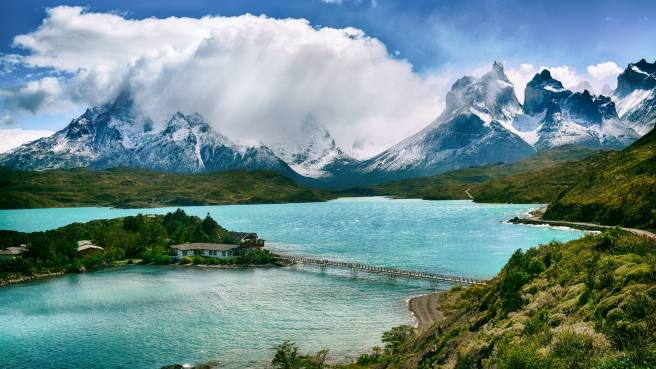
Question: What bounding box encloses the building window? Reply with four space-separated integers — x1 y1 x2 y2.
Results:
183 250 188 256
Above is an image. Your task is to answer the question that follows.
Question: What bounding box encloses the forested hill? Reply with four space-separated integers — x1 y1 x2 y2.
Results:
543 126 656 230
0 167 335 209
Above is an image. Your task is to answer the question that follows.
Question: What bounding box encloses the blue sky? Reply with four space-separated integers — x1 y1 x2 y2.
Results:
3 0 655 73
0 0 655 156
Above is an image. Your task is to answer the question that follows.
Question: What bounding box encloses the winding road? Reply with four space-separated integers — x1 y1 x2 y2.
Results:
511 218 656 240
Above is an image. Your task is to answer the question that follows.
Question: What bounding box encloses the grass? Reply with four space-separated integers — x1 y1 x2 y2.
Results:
544 128 656 230
335 145 601 201
0 167 335 209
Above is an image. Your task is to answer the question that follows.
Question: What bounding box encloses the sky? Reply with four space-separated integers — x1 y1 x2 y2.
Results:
1 0 655 157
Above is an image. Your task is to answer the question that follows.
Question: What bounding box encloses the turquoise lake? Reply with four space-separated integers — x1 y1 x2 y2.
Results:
0 198 585 368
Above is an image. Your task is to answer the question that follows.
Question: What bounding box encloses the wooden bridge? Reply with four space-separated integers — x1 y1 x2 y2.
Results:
275 254 488 285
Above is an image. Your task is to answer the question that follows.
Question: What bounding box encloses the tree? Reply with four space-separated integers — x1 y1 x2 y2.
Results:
272 341 299 369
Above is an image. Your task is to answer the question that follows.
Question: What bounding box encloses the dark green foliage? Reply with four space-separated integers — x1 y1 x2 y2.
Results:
596 351 656 369
271 341 328 369
544 128 656 230
381 325 416 356
0 167 334 209
497 343 550 369
0 210 233 282
496 249 545 313
551 330 600 369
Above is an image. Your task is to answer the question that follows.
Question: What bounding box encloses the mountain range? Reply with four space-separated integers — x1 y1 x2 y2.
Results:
2 59 654 187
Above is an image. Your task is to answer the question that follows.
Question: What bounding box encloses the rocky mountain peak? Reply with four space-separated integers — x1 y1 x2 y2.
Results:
444 62 520 124
269 119 358 180
524 70 571 115
615 59 656 97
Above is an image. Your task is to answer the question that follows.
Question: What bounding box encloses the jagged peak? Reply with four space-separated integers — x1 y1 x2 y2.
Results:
483 61 511 83
442 61 520 123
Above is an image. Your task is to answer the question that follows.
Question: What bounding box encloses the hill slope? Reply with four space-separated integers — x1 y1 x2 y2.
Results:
338 146 599 200
0 167 334 209
544 127 656 229
279 230 656 369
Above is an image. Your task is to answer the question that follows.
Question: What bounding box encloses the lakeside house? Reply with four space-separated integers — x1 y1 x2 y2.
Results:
77 240 104 258
169 243 249 260
0 245 28 262
227 232 265 248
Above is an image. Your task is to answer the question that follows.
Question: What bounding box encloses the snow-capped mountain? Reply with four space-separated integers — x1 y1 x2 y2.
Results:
355 62 643 183
511 70 639 150
270 120 359 180
357 62 535 181
613 59 656 135
0 93 299 179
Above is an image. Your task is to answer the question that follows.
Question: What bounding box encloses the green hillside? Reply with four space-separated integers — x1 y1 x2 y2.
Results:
336 146 599 200
470 152 609 204
278 230 656 369
544 129 656 230
0 167 335 209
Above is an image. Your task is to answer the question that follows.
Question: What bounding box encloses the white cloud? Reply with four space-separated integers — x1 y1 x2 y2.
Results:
506 63 538 103
587 61 622 79
9 6 442 158
0 128 53 153
507 61 622 103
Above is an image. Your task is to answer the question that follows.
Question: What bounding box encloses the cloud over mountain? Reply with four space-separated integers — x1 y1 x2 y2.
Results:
5 6 444 158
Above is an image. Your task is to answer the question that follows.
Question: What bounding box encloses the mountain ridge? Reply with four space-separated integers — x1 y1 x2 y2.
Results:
1 59 653 187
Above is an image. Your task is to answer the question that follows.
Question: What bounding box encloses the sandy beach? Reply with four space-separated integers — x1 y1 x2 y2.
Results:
408 292 445 333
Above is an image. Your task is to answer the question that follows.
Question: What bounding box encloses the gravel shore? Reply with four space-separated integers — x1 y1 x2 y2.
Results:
408 292 445 333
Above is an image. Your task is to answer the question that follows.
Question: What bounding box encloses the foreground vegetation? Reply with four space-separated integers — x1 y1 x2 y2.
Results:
274 230 656 368
0 167 334 209
0 209 276 284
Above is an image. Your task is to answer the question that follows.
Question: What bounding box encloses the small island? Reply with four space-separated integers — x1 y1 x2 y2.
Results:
0 209 279 286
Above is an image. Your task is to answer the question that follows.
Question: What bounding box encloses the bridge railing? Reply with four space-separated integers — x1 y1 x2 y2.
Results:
274 254 487 285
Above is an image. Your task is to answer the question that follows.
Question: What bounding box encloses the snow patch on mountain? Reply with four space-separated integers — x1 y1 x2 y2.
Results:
0 94 298 179
357 62 534 180
270 120 359 179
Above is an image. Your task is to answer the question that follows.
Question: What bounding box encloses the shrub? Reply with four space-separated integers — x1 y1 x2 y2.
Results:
179 256 192 265
191 256 206 264
497 343 551 369
382 325 416 356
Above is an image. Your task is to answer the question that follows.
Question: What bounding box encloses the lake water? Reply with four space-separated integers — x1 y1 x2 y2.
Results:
0 198 584 368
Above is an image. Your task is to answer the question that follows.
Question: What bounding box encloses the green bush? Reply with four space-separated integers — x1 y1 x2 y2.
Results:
179 256 192 265
191 255 206 264
498 249 546 313
498 343 552 369
596 351 656 369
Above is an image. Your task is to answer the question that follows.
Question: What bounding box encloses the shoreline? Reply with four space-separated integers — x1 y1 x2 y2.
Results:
407 292 445 333
1 261 285 288
509 217 656 240
0 271 65 288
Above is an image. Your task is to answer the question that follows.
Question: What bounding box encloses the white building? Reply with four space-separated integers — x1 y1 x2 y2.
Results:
76 240 104 258
0 245 28 262
169 243 247 260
